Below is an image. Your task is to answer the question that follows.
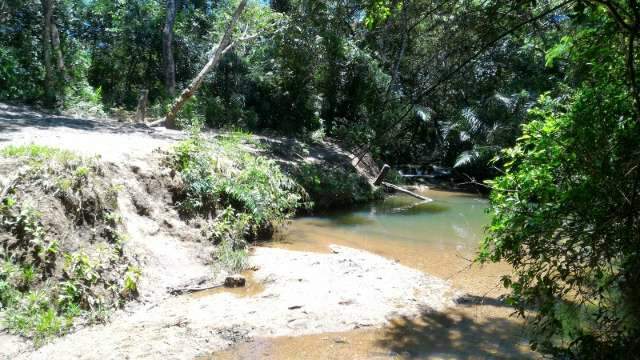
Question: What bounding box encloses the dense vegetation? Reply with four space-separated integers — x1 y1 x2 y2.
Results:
0 0 562 176
167 131 306 272
1 0 639 357
480 4 640 357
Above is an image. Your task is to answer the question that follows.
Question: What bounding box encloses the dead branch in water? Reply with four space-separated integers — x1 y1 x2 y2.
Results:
381 181 432 201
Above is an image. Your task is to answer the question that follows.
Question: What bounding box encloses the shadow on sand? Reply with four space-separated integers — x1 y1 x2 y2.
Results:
377 302 535 359
0 102 179 141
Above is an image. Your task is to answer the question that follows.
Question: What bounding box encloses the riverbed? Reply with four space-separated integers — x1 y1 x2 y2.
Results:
214 189 537 359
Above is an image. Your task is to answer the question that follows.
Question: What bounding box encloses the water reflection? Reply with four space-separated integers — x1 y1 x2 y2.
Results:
330 214 377 226
285 191 489 252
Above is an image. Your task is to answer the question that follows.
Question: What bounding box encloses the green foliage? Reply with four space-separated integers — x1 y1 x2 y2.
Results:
364 0 394 29
122 266 141 299
175 97 206 130
170 131 304 225
0 145 138 345
1 144 78 163
294 163 381 211
168 131 307 272
3 290 68 346
0 0 563 179
480 7 640 356
64 48 105 115
210 207 250 273
0 1 44 102
0 47 41 100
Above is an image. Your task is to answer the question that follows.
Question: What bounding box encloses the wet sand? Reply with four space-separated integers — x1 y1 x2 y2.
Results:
214 190 538 359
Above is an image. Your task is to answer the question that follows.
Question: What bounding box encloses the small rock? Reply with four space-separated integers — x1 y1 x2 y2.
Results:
162 219 174 229
224 275 246 288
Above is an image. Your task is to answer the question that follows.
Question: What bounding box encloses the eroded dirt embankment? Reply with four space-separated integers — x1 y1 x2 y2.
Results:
0 103 456 359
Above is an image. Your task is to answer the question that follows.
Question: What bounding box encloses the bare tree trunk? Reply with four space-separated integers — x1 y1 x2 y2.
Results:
153 0 247 128
51 18 68 108
162 0 177 97
136 89 149 122
41 0 55 105
50 21 65 74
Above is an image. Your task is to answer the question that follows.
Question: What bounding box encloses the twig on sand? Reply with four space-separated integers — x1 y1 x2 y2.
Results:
168 284 223 296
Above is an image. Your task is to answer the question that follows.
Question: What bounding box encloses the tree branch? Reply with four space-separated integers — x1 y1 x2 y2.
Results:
353 0 575 164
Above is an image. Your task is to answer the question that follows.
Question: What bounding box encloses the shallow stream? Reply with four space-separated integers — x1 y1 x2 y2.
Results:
214 189 537 359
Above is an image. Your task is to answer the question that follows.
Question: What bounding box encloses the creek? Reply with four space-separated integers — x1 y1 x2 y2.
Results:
213 189 538 359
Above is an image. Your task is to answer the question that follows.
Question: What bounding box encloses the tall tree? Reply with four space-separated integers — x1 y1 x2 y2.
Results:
480 1 640 356
155 0 248 128
41 0 55 105
163 0 177 96
40 0 66 106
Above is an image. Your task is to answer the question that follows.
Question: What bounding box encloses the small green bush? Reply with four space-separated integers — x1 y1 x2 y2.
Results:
293 163 381 211
168 131 306 272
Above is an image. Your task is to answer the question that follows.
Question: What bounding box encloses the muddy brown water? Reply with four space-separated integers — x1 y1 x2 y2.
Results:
211 190 538 359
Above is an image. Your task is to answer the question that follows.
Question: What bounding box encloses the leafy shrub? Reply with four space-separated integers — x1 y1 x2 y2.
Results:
0 47 41 101
481 89 640 356
121 266 142 299
3 290 68 346
210 207 250 273
170 131 304 226
294 163 381 211
168 131 306 272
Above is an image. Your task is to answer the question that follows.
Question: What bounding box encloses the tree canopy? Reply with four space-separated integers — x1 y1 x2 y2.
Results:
1 0 639 356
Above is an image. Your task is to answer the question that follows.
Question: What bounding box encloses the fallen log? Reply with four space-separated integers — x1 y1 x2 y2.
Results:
371 164 433 201
381 181 432 202
390 200 433 213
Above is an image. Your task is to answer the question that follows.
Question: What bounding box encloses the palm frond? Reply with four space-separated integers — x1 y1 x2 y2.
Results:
454 149 479 168
460 107 482 134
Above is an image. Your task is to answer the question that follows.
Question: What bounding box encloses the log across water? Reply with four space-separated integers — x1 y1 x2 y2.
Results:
373 164 433 201
381 181 432 201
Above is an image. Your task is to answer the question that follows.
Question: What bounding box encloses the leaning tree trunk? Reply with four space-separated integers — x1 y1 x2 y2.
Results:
162 0 177 97
41 0 55 105
155 0 247 129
